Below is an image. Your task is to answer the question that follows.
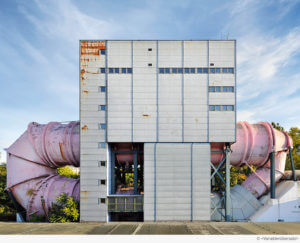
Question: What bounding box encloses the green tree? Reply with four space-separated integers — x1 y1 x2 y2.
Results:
0 163 16 220
49 193 79 223
57 166 80 179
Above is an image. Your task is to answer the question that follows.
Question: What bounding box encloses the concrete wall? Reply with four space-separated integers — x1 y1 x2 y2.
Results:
144 143 211 221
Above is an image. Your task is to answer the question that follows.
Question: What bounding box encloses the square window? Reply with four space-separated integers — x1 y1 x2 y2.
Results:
165 68 170 73
190 68 195 73
100 179 106 185
178 68 183 73
227 105 234 111
210 68 215 73
159 68 164 74
100 49 106 55
98 143 106 148
99 86 106 92
215 86 221 92
184 68 190 73
122 68 126 74
223 87 228 92
209 105 215 111
216 68 220 73
172 68 177 73
215 105 221 111
100 68 106 73
98 198 106 204
148 48 152 51
115 68 119 73
127 68 132 74
99 123 106 129
100 161 106 167
209 86 215 92
229 87 234 92
109 68 114 73
203 68 208 73
99 105 106 111
148 63 152 67
222 68 227 73
222 105 227 111
228 68 234 73
197 68 203 73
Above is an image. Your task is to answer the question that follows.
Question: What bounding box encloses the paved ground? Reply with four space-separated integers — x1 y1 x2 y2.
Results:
0 221 300 235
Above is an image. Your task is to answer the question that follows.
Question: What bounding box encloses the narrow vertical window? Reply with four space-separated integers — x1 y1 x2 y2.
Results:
100 68 106 73
190 68 195 73
172 68 177 74
215 105 221 111
122 68 126 74
127 68 132 74
215 86 221 92
165 68 170 74
197 68 203 73
203 68 208 73
178 68 183 73
222 105 227 111
109 68 114 73
184 68 190 73
115 68 119 73
222 68 227 73
210 68 215 73
159 68 164 74
228 68 234 73
216 68 220 73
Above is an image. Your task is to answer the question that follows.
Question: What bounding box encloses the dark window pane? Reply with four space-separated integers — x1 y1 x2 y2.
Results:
210 68 215 73
229 87 234 92
178 68 183 73
216 68 220 73
100 105 106 111
127 68 132 73
209 86 215 92
190 68 195 73
100 49 106 55
215 86 221 92
172 68 177 73
203 68 208 73
197 68 203 73
184 68 190 73
228 68 234 73
100 86 106 92
100 123 106 129
148 48 152 51
222 68 227 73
223 87 228 92
109 68 114 73
100 68 106 73
215 105 221 111
209 105 215 111
159 68 164 74
115 68 119 73
227 105 234 111
222 105 227 111
122 68 126 73
165 68 170 73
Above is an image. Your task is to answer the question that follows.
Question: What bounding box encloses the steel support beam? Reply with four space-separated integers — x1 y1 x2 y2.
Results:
225 145 231 222
270 151 276 199
133 151 138 194
289 146 297 182
111 151 116 194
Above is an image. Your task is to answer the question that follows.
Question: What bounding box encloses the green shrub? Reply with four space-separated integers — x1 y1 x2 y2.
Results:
49 193 79 223
57 166 79 179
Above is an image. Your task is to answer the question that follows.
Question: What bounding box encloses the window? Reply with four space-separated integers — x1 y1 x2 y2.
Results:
100 68 106 73
216 68 220 73
127 68 132 73
148 63 152 67
99 179 106 185
172 68 177 73
227 105 234 111
215 105 221 111
122 68 126 74
99 105 106 111
223 86 228 92
99 123 106 129
190 68 195 73
109 68 114 73
115 68 119 73
209 86 215 92
222 105 227 111
98 198 106 204
210 68 215 73
178 68 183 73
184 68 190 73
159 68 164 74
210 63 214 66
203 68 208 73
222 68 227 73
209 105 215 111
98 161 106 167
100 49 106 55
98 143 106 148
228 87 234 92
215 86 221 92
228 68 234 73
148 48 152 51
99 86 106 92
165 68 170 73
197 68 203 73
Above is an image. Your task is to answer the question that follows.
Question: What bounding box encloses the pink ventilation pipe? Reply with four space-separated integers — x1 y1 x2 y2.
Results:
6 122 80 220
211 121 292 198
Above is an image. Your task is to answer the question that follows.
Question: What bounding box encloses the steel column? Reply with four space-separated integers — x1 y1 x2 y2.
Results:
289 146 296 181
225 145 231 221
111 151 115 194
134 151 138 194
270 151 276 199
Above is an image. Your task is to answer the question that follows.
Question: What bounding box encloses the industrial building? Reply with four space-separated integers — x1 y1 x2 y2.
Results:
80 40 236 222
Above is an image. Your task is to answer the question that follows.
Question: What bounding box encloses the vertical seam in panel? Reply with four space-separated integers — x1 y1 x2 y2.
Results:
131 40 133 142
207 40 209 142
154 143 157 221
191 143 193 221
182 41 184 142
156 41 159 142
105 40 108 142
234 40 237 142
79 41 81 219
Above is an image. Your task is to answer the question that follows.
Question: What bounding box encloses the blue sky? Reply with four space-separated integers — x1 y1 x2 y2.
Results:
0 0 300 162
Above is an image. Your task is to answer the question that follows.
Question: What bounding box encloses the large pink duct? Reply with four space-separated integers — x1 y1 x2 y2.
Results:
6 122 80 220
211 121 292 198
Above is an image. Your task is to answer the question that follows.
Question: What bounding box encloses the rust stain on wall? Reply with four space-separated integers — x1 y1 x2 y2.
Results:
59 142 67 161
81 40 105 56
81 125 88 130
83 90 89 94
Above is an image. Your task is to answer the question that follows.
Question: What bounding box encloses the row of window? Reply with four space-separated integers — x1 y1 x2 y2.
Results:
209 86 234 92
209 105 234 111
159 67 234 74
99 67 234 74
